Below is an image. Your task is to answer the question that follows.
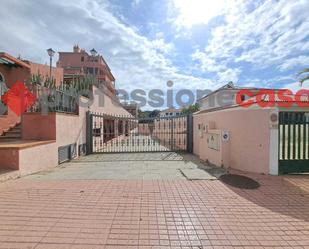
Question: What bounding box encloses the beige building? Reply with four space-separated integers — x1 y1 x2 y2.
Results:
159 107 182 117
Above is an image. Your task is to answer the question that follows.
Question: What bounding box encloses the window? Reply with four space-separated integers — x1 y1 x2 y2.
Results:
81 56 84 62
241 95 246 101
165 112 168 116
86 67 97 75
0 73 4 83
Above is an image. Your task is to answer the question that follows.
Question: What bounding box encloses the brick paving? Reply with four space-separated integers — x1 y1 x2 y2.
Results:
0 159 308 248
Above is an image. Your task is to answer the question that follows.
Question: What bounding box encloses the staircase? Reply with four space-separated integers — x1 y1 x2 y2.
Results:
0 123 21 140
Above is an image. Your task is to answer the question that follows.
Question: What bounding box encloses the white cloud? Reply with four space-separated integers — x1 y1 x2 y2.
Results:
132 0 142 7
192 0 309 84
171 0 232 28
216 68 241 83
283 81 309 93
0 0 216 109
192 50 226 72
279 56 309 71
150 39 175 55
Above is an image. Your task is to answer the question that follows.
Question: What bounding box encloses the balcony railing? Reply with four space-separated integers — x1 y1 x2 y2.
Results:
27 85 78 114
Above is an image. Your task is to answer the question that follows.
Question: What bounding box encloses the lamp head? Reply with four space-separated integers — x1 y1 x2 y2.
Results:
47 48 55 57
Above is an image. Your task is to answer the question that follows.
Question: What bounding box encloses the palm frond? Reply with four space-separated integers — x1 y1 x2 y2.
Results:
298 68 309 75
300 75 309 84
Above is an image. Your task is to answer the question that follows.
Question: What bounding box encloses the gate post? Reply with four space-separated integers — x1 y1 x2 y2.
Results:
86 111 93 155
187 114 193 153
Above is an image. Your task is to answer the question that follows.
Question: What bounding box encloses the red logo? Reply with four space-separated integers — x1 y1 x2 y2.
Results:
236 89 309 108
1 81 36 116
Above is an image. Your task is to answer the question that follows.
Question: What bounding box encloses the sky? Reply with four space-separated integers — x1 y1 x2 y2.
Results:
0 0 308 108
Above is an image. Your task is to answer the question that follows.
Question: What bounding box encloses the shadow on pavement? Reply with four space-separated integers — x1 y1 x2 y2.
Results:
221 171 309 222
219 174 260 189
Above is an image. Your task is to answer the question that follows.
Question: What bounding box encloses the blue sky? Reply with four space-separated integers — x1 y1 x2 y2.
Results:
0 0 308 107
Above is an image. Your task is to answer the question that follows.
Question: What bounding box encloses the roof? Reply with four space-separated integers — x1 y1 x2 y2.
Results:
160 107 181 113
195 93 308 115
122 103 138 109
198 82 284 102
0 52 30 69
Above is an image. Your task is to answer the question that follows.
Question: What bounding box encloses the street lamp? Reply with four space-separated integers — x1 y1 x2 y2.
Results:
47 48 55 79
90 48 97 77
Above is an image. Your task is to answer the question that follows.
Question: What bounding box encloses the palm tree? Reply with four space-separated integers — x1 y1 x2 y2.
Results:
298 68 309 86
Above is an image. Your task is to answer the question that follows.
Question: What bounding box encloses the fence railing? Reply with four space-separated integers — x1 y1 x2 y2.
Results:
27 85 78 114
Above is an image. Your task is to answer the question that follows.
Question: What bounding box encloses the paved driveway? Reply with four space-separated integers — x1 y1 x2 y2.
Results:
0 152 308 249
94 135 176 153
26 153 222 180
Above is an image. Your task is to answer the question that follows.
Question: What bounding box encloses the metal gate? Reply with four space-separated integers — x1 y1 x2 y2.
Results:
86 112 193 153
279 112 309 174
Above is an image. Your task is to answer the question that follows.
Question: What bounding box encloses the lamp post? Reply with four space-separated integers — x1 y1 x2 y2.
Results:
90 48 97 78
47 48 55 79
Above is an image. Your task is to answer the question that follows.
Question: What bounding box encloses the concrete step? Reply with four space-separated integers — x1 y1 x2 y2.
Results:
0 134 21 139
5 131 21 135
0 123 21 139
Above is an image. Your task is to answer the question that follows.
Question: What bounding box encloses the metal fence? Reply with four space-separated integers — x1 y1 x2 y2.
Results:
86 112 193 154
27 85 78 114
279 112 309 174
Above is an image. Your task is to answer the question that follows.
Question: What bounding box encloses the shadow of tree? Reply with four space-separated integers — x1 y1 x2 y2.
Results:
220 172 309 222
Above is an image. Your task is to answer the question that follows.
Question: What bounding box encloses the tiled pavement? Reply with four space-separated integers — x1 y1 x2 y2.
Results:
0 154 309 248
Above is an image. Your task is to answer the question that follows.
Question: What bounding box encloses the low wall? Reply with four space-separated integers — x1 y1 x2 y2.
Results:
0 141 57 176
18 142 57 175
19 85 132 173
193 108 272 174
22 113 56 140
0 149 19 170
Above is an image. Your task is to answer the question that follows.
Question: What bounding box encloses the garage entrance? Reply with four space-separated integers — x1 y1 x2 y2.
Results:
86 112 193 153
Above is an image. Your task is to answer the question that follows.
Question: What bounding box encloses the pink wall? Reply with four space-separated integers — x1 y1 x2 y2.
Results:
0 149 19 170
0 142 57 175
29 62 63 86
0 61 63 87
0 64 30 88
193 108 271 174
6 85 132 175
22 113 56 140
0 54 63 136
18 142 58 175
21 86 132 157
